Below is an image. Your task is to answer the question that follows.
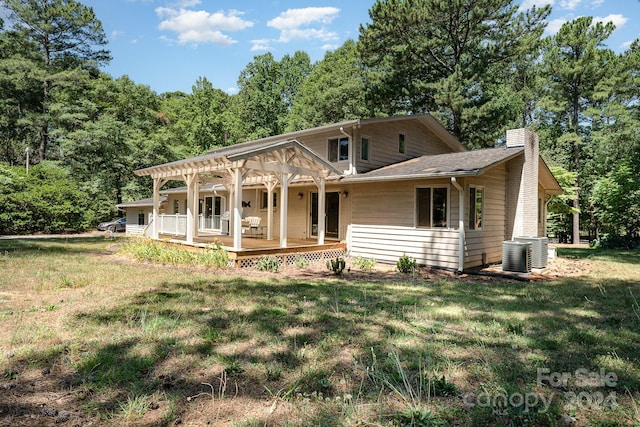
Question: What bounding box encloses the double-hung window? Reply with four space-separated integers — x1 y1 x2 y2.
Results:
138 210 145 226
329 137 349 162
468 186 484 230
416 187 448 228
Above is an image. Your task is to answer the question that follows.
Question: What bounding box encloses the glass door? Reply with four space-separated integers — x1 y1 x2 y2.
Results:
310 192 340 238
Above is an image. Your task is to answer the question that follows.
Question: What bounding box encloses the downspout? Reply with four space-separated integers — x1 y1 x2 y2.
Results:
451 177 465 273
339 126 354 175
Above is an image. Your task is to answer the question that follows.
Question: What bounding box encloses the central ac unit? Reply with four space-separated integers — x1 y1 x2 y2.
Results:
514 236 549 268
502 241 532 273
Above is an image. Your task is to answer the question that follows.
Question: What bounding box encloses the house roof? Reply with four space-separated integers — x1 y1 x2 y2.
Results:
134 138 341 184
116 196 167 208
343 147 523 182
203 114 466 156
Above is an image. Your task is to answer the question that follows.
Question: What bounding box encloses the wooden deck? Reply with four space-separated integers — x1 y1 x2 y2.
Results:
158 233 346 268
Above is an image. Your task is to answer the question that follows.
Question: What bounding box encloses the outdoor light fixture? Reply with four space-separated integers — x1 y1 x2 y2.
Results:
342 191 349 198
298 192 304 199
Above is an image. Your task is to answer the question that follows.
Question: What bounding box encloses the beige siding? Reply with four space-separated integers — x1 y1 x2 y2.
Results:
349 225 459 269
351 179 459 227
462 165 507 268
295 120 455 175
348 179 461 269
353 121 453 173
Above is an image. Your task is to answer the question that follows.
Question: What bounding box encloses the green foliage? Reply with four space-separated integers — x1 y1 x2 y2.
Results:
326 257 346 275
120 238 229 268
293 255 309 268
590 164 640 248
0 162 92 233
397 254 417 274
352 255 376 271
287 40 367 131
358 0 550 147
255 256 280 273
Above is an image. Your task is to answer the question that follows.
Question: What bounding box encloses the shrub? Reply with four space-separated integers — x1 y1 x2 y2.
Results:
397 254 417 274
352 255 376 271
293 255 309 268
255 256 280 273
326 257 346 275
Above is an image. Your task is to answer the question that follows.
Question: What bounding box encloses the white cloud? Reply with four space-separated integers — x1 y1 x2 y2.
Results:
156 7 253 46
545 18 568 35
593 14 628 30
590 0 604 7
250 39 271 52
622 40 633 49
519 0 554 11
111 30 125 39
322 43 340 51
226 87 239 95
268 7 340 42
559 0 581 10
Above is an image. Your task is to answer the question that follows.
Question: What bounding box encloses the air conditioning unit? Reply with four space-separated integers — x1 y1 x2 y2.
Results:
514 236 549 268
502 241 532 273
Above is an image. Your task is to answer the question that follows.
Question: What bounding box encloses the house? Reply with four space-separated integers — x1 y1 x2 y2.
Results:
122 114 562 271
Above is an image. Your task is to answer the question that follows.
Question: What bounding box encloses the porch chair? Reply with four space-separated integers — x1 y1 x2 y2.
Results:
242 216 263 238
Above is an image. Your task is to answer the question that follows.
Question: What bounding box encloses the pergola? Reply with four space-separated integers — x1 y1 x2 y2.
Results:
135 139 341 250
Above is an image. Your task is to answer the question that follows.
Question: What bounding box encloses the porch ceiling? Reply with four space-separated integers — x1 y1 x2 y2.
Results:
134 139 341 184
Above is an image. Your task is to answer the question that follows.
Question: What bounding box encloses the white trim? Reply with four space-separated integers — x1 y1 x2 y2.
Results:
414 185 451 229
468 185 485 231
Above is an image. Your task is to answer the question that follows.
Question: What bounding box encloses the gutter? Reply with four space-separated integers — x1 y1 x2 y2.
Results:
339 126 355 175
450 177 465 273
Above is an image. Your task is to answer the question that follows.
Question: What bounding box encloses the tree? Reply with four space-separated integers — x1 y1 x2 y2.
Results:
590 164 640 248
539 17 615 244
287 40 368 131
0 27 42 164
230 52 313 141
2 0 110 161
0 162 90 234
358 0 549 147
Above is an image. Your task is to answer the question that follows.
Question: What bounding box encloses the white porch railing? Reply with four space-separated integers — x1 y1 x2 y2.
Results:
158 214 187 236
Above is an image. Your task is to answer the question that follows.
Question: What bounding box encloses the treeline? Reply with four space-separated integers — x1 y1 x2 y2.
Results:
0 0 638 247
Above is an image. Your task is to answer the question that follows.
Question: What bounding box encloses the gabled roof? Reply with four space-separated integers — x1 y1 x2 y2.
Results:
202 114 466 156
342 147 523 182
134 139 341 183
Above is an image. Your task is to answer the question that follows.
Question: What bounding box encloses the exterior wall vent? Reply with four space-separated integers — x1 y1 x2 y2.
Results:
514 236 549 268
502 241 532 273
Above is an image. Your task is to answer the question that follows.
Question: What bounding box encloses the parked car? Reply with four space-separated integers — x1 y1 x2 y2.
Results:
98 217 126 232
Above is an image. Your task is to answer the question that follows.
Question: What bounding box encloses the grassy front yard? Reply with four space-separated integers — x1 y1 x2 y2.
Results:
0 237 639 426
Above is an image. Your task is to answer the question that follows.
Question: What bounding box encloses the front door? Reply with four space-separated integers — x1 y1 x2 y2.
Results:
204 196 223 229
310 192 340 239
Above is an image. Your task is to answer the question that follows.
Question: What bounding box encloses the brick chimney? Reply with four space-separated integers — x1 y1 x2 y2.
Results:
505 128 539 239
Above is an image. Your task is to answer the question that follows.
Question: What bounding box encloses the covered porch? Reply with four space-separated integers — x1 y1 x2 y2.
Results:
134 139 342 252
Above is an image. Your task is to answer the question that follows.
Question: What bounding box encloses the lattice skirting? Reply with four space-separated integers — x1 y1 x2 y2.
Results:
237 248 346 269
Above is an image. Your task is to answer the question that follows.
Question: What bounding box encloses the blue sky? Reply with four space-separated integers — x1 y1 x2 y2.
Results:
5 1 640 94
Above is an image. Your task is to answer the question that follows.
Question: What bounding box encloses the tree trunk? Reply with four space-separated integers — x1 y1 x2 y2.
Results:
572 137 580 245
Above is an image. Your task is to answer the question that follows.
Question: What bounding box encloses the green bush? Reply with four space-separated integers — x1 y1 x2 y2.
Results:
255 256 280 273
326 257 346 275
0 162 93 234
397 254 417 274
352 255 376 271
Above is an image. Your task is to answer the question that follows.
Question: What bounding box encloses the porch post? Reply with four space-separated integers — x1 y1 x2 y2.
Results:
152 177 166 240
184 173 197 244
451 177 465 273
317 178 326 245
264 180 277 240
278 173 292 248
232 168 244 250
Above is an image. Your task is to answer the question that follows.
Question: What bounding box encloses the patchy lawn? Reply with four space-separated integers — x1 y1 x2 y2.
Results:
0 237 639 426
